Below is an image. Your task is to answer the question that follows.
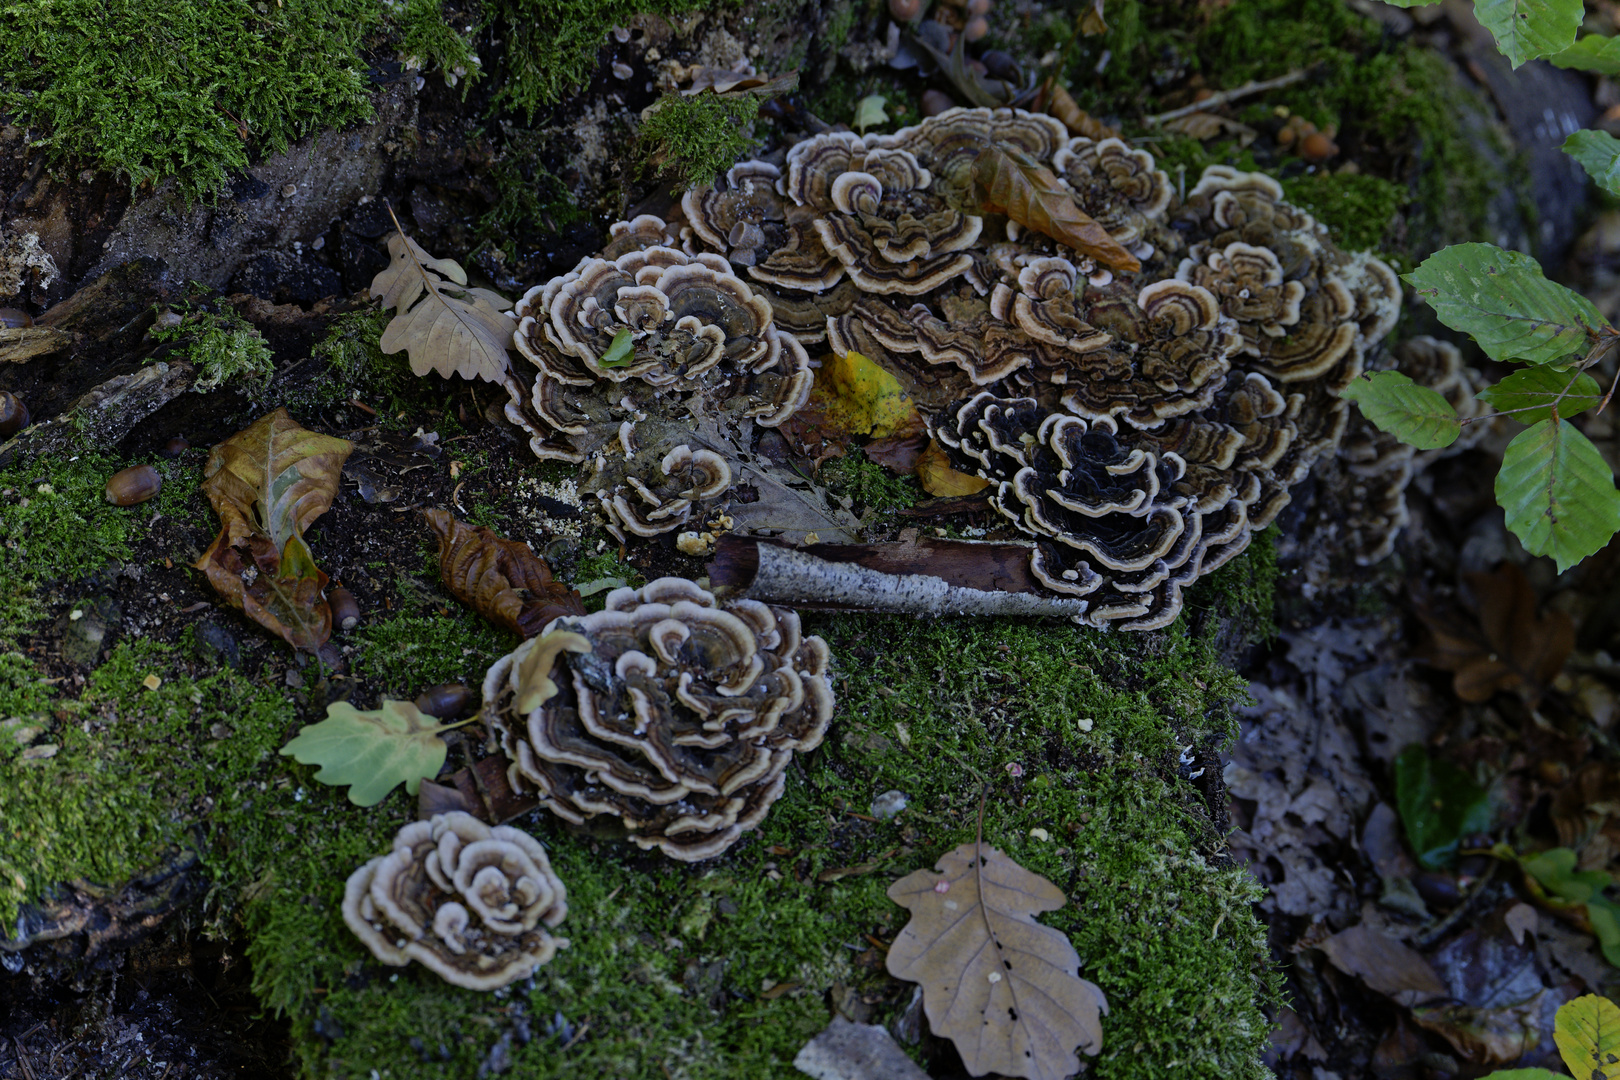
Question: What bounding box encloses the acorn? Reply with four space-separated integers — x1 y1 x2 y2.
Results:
0 307 32 329
889 0 924 19
104 464 162 506
414 682 474 720
159 436 190 458
328 584 361 632
964 15 989 41
0 391 28 438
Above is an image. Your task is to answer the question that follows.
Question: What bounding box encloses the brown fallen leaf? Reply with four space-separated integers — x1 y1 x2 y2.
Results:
1038 79 1118 140
863 433 928 475
886 840 1107 1080
1416 562 1574 704
679 66 799 98
423 510 585 638
1317 924 1446 1009
1162 112 1259 146
973 145 1140 274
370 222 516 384
1079 0 1107 35
195 408 353 651
916 439 990 497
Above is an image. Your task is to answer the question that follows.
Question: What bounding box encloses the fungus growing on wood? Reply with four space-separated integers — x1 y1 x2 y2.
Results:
341 812 568 990
1051 136 1172 252
481 578 834 860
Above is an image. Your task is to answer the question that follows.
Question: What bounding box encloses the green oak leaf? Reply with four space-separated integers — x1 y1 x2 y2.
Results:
1475 0 1582 68
1478 367 1604 424
599 326 635 368
1548 33 1620 74
1339 371 1461 449
1404 243 1609 366
1565 129 1620 196
279 699 452 806
1497 418 1620 572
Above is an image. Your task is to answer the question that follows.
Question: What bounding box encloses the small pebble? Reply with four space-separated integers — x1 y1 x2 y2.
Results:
281 182 298 198
870 789 909 820
142 674 162 691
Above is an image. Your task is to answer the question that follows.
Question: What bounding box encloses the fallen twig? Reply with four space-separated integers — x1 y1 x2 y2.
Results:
707 535 1090 618
1145 68 1311 126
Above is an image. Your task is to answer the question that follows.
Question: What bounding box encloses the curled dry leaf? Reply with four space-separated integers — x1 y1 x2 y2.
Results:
424 509 585 638
973 144 1140 274
1415 561 1573 705
1038 78 1118 140
196 408 353 651
886 842 1107 1080
1161 112 1259 146
370 230 517 384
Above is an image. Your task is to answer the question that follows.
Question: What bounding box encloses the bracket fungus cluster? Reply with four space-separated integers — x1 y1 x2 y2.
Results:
342 812 569 990
503 107 1403 628
481 578 834 861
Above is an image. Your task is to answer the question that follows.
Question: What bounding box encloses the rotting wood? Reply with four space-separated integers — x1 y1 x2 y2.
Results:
705 534 1093 618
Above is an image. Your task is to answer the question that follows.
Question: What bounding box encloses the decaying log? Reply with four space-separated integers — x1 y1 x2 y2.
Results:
705 534 1092 618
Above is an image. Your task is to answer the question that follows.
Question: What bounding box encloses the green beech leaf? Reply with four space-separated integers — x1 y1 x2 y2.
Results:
1588 897 1620 967
1555 994 1620 1079
1474 1071 1571 1080
1394 745 1493 869
1548 33 1620 74
1478 367 1604 424
1520 848 1612 903
1339 371 1461 449
1565 130 1620 195
1497 418 1620 572
599 327 635 368
1475 0 1582 67
279 699 452 806
1404 243 1609 365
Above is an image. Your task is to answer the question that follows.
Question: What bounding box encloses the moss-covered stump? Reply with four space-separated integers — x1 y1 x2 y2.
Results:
0 426 1279 1076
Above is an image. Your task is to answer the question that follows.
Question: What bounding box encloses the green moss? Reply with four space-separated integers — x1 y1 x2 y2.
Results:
397 0 482 92
348 611 516 701
0 638 295 930
1189 525 1278 644
820 449 920 516
1084 0 1509 257
151 300 276 394
489 0 723 120
0 0 376 200
244 612 1273 1079
475 126 584 262
0 452 135 639
1281 172 1406 254
288 306 417 412
638 93 762 190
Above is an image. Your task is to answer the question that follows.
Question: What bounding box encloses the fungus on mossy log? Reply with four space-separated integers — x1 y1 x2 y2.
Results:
480 578 834 861
501 107 1401 629
342 812 569 991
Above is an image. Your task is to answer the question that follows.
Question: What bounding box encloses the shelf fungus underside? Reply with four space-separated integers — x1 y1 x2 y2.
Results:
502 108 1402 630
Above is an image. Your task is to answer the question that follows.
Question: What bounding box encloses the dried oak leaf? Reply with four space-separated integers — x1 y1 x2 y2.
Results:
973 145 1140 274
370 231 517 384
424 509 585 637
1416 562 1573 704
196 408 352 651
886 842 1107 1080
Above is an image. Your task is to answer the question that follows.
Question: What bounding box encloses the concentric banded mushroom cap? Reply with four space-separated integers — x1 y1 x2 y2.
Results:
341 813 568 990
481 579 834 861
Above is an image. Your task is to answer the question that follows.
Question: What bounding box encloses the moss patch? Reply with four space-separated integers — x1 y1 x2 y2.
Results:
152 299 276 395
0 0 377 200
638 93 763 190
0 452 135 638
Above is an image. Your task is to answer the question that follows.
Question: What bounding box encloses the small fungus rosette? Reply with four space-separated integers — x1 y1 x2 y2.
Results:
342 812 569 991
1051 136 1172 254
482 578 834 861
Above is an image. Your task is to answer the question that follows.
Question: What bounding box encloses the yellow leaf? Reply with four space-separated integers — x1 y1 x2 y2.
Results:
917 440 990 497
1556 994 1620 1080
810 350 920 438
